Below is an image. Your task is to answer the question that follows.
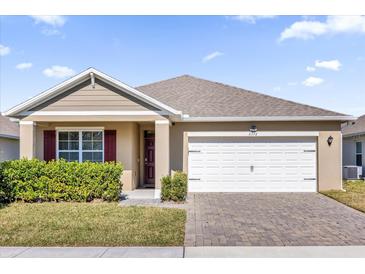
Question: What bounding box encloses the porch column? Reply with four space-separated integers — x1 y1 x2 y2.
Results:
19 121 36 159
155 120 170 195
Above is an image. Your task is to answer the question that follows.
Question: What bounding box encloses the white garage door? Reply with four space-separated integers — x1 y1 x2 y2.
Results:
188 137 317 192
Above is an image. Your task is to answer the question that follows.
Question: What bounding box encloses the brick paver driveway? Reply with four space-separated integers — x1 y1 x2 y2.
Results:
185 193 365 246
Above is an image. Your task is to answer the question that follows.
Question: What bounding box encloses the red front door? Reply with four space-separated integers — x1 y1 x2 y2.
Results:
144 131 155 186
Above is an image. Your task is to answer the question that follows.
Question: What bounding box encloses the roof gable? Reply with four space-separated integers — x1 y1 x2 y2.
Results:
30 79 159 112
5 68 181 117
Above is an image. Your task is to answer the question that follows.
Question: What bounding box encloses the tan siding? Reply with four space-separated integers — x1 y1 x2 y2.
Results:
39 83 149 112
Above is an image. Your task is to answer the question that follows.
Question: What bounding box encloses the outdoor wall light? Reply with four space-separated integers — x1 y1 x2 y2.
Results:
327 136 334 146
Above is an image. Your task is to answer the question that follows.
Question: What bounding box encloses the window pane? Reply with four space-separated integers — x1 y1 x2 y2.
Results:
58 141 68 150
59 132 68 140
93 141 102 150
82 152 92 161
69 141 79 150
59 152 69 160
59 152 79 162
82 132 92 141
82 141 92 150
356 142 362 153
93 131 102 141
356 155 362 166
69 152 79 161
69 132 79 140
93 152 103 162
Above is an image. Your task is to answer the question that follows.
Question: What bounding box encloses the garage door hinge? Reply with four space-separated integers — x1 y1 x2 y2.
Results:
303 150 316 152
189 150 201 153
304 178 316 180
189 178 201 181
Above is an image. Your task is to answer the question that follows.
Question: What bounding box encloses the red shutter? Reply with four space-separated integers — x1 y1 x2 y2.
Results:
104 130 117 162
44 130 56 161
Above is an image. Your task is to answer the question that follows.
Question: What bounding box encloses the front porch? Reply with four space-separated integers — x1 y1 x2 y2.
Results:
19 119 171 196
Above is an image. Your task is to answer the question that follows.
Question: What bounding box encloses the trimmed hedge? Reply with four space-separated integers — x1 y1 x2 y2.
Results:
0 159 123 203
161 171 187 202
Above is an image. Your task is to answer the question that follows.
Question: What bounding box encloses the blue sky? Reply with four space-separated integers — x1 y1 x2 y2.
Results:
0 15 364 116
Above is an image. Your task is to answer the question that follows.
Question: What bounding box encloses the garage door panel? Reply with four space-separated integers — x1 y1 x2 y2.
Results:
188 137 317 192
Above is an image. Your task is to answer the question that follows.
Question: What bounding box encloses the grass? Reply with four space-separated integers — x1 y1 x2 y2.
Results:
321 180 365 213
0 202 186 247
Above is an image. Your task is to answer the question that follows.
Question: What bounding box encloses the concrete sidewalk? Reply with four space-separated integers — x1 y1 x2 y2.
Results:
1 246 365 258
185 246 365 258
0 247 183 258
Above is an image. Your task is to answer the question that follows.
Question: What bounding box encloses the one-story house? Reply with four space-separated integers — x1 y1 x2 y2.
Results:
5 68 354 196
0 115 19 162
342 114 365 176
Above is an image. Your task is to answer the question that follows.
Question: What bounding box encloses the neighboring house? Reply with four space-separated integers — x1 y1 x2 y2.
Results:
0 115 19 161
342 114 365 176
5 68 354 196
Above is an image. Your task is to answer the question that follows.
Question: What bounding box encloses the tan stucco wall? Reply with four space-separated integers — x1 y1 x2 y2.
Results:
171 121 343 191
18 119 343 192
155 121 170 188
34 122 140 191
19 123 36 159
0 137 19 161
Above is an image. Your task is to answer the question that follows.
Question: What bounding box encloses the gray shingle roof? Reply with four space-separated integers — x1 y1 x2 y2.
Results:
0 115 19 138
137 75 346 117
342 114 365 136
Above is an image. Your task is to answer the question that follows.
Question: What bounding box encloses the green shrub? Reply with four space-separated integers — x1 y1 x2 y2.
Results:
161 171 187 202
0 158 123 203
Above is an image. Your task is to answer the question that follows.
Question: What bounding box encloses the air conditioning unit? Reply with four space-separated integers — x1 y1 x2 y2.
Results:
343 166 363 179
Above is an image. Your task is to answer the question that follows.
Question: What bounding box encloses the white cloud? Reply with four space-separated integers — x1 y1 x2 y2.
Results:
202 51 224 63
315 59 342 71
41 28 62 36
31 16 66 27
43 66 75 78
302 77 324 87
16 63 33 70
273 86 281 91
0 44 10 56
306 66 316 72
230 15 276 24
279 16 365 41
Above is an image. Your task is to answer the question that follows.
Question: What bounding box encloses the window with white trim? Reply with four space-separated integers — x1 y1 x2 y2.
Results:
356 141 362 166
58 130 104 162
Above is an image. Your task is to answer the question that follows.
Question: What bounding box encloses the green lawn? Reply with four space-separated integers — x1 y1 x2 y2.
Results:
0 202 186 246
321 180 365 213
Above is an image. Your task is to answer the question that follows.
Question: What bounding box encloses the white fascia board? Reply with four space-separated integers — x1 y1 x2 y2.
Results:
187 131 320 137
20 110 168 116
177 116 356 122
19 121 36 125
5 68 182 117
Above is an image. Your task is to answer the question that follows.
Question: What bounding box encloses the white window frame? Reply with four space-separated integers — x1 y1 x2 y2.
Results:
56 128 104 163
356 141 362 167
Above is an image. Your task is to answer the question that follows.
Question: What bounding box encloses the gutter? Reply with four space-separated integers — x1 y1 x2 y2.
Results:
174 115 356 122
0 134 19 140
